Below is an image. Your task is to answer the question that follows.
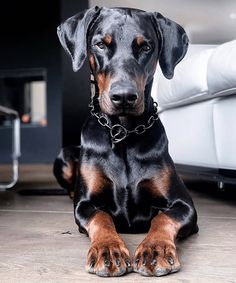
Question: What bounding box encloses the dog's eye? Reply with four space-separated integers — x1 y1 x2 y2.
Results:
95 42 106 50
141 44 151 52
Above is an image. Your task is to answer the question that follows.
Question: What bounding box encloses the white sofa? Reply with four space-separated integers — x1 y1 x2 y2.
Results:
151 40 236 185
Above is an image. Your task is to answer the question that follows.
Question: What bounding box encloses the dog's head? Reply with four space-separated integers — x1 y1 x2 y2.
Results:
57 7 188 116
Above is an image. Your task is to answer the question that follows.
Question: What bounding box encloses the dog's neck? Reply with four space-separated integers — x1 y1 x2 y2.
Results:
89 79 158 145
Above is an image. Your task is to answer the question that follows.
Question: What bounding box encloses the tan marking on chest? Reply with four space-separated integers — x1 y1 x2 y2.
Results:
138 166 172 198
80 163 112 194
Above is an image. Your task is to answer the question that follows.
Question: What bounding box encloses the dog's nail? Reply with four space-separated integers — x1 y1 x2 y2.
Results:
104 259 111 267
116 259 121 267
168 256 174 265
125 259 131 267
90 259 96 268
151 251 158 266
142 251 148 266
102 251 110 267
113 252 119 258
153 251 158 257
151 259 157 266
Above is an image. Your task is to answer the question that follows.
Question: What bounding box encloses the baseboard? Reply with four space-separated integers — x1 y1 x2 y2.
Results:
175 164 236 185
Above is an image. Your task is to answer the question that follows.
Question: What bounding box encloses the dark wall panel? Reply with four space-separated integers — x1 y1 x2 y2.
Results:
0 1 62 163
0 0 89 163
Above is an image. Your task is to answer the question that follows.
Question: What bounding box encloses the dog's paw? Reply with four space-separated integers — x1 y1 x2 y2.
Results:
134 238 180 276
86 239 132 277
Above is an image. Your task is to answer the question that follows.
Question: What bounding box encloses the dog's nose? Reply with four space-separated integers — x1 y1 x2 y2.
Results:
111 93 138 107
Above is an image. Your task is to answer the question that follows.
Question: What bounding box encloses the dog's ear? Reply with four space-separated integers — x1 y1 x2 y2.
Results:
57 6 101 72
153 12 189 79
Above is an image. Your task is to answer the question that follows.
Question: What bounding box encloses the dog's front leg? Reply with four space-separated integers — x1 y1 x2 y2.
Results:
134 197 198 277
134 212 181 276
82 210 132 277
73 163 132 276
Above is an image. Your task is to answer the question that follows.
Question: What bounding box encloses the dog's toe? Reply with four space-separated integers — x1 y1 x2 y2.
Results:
86 241 132 277
134 239 180 277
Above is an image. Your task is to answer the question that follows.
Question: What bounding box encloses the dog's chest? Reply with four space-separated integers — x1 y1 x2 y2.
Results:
81 141 165 230
102 148 158 223
106 148 154 191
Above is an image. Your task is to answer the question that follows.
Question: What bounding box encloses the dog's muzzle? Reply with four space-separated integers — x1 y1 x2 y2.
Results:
109 83 138 109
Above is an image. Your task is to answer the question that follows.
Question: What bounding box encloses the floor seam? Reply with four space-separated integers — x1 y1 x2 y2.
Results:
0 209 73 214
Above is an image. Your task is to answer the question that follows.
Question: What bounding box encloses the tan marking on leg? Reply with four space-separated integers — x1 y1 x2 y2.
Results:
86 211 116 241
85 211 132 277
134 213 181 276
62 160 74 184
61 160 76 200
148 213 181 242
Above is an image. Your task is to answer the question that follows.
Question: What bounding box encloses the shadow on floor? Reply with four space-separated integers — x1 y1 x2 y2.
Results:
186 180 236 203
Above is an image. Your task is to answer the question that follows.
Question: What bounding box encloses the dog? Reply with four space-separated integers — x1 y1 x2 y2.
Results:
54 6 198 277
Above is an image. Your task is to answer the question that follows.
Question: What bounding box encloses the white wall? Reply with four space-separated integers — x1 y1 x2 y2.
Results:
89 0 236 44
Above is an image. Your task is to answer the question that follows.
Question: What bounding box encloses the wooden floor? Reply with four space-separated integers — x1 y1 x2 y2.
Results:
0 165 236 283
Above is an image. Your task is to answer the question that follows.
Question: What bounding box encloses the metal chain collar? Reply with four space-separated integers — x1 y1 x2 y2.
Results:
89 99 159 144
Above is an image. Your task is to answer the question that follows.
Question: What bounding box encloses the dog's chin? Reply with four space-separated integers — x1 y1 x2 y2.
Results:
117 109 143 117
101 107 144 117
99 102 144 117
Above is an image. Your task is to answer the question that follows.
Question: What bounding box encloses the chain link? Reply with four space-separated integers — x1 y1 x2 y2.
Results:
89 99 159 143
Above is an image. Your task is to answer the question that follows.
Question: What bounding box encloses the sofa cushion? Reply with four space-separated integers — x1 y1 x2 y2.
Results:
159 100 219 168
151 46 214 109
207 40 236 97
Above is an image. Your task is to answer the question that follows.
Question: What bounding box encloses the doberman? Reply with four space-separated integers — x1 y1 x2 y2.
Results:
54 6 198 277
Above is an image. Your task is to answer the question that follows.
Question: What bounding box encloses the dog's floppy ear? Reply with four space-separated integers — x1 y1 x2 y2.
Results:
57 6 101 72
153 12 189 79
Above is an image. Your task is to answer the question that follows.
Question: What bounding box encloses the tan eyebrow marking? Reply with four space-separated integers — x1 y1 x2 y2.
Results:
136 36 145 46
103 34 112 45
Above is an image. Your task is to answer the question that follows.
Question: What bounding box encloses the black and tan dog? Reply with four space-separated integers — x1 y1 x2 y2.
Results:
54 6 198 277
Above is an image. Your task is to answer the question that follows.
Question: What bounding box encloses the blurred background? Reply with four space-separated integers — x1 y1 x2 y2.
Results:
0 1 236 282
0 0 235 190
91 0 236 43
0 0 235 165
